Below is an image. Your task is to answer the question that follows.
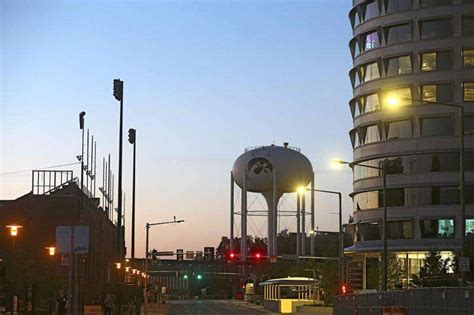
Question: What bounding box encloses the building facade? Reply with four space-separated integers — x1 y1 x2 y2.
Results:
0 170 124 311
346 0 474 290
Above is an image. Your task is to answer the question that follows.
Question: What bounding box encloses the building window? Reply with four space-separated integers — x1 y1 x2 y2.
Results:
361 62 380 82
359 222 381 241
420 219 455 239
432 186 459 205
465 116 474 135
420 19 451 40
385 0 412 13
420 0 452 7
463 17 474 36
386 24 412 45
386 119 412 140
364 124 381 144
420 83 453 103
362 93 381 113
380 188 405 207
365 31 380 51
388 220 414 239
364 0 380 20
420 51 452 72
354 191 380 211
351 11 361 29
384 87 412 108
467 219 474 235
463 49 474 67
463 82 474 101
386 55 412 76
421 117 453 136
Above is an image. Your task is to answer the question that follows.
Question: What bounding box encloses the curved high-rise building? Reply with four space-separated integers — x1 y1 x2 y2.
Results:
346 0 474 289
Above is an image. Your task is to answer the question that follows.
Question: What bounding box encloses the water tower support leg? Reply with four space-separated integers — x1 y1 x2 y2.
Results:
310 173 315 256
296 192 301 256
241 170 248 262
230 171 235 252
272 169 278 257
301 192 306 256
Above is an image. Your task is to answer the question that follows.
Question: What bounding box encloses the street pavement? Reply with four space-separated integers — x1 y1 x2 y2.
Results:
144 300 271 314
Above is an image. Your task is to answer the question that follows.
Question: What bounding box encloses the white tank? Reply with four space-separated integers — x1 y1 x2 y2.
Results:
232 144 313 193
232 144 313 258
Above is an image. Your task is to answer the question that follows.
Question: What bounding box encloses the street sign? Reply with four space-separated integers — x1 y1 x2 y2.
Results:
186 251 194 260
56 226 89 254
459 257 470 272
155 251 174 256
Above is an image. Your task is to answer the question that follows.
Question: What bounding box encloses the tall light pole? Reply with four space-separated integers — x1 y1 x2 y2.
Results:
78 112 86 192
387 96 466 286
128 128 136 259
113 79 124 264
144 218 184 314
333 159 387 291
303 188 345 290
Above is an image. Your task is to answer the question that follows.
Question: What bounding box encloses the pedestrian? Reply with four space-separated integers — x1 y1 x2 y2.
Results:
104 293 114 315
56 290 68 315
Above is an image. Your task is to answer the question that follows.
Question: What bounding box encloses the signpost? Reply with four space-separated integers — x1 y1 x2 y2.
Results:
56 226 89 315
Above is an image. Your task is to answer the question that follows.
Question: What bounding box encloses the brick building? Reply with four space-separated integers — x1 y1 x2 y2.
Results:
0 170 124 311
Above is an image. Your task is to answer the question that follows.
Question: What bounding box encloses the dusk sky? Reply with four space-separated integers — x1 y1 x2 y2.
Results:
0 0 354 256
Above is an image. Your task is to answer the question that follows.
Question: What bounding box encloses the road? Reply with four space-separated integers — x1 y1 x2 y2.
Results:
146 300 270 314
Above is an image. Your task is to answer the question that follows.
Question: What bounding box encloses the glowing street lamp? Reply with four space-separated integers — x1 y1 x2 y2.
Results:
6 225 22 237
46 246 56 256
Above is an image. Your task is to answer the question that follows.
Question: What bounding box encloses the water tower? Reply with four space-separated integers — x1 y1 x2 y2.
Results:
230 143 314 259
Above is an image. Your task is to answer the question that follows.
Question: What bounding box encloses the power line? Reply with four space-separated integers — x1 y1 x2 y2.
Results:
0 161 81 176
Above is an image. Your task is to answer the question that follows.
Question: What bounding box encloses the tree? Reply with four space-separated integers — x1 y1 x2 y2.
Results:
411 249 456 287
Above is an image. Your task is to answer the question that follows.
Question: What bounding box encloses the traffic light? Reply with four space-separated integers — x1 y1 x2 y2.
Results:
151 249 158 261
177 249 184 261
229 252 236 260
196 274 202 280
183 274 188 280
113 79 123 101
128 128 136 144
255 253 261 259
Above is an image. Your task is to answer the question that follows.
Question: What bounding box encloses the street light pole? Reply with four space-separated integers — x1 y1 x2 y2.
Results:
113 79 124 264
128 128 137 260
144 218 184 315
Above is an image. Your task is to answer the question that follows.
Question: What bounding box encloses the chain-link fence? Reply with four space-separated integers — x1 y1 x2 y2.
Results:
334 287 474 315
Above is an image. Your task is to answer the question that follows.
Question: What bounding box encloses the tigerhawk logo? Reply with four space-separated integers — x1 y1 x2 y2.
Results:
248 157 273 175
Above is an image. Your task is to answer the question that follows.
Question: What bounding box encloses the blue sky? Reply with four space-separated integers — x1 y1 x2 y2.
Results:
0 0 354 255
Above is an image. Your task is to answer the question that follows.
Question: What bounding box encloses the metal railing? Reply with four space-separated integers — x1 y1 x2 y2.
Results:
245 145 301 153
334 287 474 315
